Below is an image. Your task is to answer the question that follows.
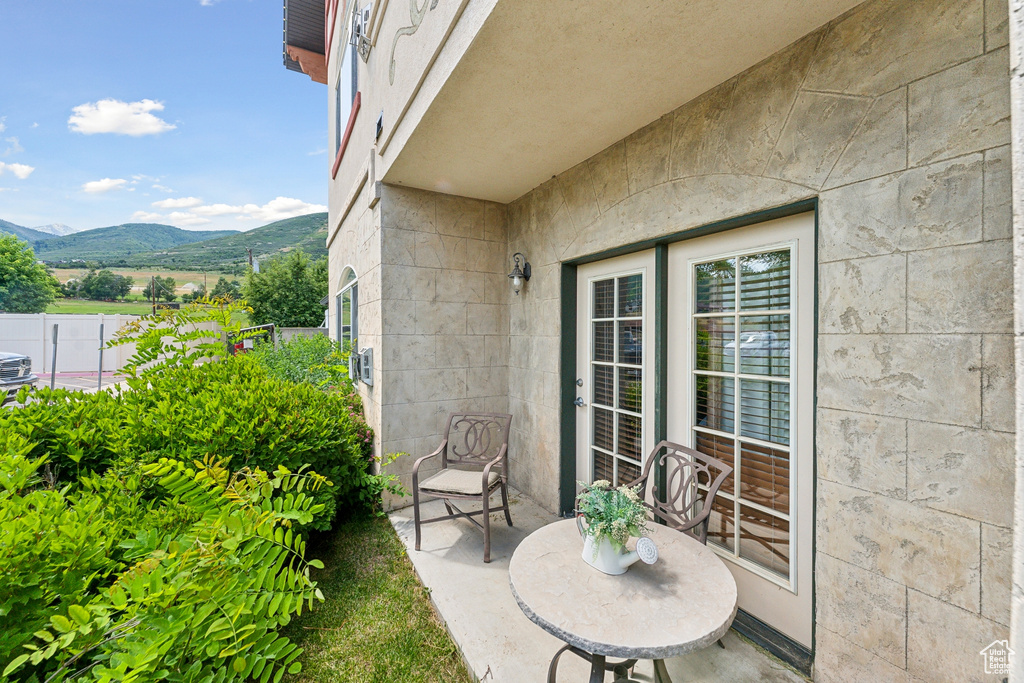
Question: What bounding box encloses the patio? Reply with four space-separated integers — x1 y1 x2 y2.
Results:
389 489 807 682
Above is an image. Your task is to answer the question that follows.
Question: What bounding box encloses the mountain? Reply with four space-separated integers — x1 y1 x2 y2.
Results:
32 223 79 237
32 223 238 262
121 213 328 271
0 219 58 243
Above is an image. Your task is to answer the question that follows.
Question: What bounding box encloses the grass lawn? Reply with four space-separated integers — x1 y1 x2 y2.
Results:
285 515 472 683
45 298 155 315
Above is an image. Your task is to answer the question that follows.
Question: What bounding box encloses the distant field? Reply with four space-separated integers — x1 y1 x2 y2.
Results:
45 299 154 315
50 267 240 292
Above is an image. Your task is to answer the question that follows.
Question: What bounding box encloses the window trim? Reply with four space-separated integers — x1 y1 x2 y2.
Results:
336 266 359 368
332 91 361 179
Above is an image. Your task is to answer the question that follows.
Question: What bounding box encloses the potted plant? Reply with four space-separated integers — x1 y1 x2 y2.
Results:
575 480 658 575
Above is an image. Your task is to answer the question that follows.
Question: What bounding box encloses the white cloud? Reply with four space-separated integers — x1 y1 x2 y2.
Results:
308 147 327 156
68 99 176 136
2 137 18 157
152 196 203 209
0 117 5 133
0 162 35 179
168 211 211 226
131 210 163 221
152 184 173 193
190 203 243 217
30 123 38 129
240 197 327 222
82 177 128 193
199 0 224 5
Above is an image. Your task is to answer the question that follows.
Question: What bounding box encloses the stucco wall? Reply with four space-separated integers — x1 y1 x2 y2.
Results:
505 0 1014 679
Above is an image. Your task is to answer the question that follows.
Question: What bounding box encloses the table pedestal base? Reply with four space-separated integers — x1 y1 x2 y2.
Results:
546 644 673 683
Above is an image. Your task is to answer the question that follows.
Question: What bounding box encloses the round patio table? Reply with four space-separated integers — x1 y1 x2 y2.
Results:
509 519 737 683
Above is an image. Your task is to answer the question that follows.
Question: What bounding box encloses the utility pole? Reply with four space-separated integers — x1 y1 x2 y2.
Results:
246 248 253 268
151 275 156 315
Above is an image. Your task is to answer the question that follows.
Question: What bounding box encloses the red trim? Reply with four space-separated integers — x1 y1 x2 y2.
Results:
332 91 361 179
325 0 343 63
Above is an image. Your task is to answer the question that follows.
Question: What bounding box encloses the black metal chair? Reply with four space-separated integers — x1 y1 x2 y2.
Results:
549 439 734 683
411 413 513 563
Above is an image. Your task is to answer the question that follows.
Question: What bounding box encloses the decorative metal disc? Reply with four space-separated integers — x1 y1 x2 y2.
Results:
636 536 658 565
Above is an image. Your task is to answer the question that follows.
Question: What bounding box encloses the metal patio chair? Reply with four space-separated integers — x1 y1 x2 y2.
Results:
411 413 513 563
550 439 734 683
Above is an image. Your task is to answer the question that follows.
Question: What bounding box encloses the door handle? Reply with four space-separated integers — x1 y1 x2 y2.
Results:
574 397 586 407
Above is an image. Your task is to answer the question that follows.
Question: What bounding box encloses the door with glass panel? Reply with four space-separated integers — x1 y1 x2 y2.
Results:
667 213 814 648
575 251 655 490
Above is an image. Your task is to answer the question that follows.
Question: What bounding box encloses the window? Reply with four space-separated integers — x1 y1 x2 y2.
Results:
336 267 358 371
334 40 358 157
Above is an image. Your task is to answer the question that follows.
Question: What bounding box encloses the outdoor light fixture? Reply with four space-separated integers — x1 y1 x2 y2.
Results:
508 252 531 295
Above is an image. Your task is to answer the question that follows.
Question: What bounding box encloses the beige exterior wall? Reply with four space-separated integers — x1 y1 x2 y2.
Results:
505 0 1014 679
324 0 1019 677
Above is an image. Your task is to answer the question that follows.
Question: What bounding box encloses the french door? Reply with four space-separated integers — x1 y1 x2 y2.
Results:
572 213 814 649
575 251 656 489
667 213 814 647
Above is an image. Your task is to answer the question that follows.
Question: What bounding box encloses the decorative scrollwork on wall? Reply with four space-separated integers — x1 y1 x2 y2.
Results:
389 0 440 85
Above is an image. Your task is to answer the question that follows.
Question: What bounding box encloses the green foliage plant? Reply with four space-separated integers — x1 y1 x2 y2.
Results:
575 480 651 552
2 453 327 681
0 234 58 312
242 251 327 328
108 297 255 382
246 333 350 390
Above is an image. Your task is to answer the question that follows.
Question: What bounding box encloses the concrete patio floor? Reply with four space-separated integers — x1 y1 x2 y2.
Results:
389 488 808 682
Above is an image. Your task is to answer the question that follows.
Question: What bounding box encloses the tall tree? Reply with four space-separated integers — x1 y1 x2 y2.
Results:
243 251 327 327
0 234 58 313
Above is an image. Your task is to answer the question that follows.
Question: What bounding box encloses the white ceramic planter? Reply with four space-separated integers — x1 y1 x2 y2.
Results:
577 516 659 575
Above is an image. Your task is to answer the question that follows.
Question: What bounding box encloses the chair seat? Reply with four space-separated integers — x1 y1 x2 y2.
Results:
420 468 500 496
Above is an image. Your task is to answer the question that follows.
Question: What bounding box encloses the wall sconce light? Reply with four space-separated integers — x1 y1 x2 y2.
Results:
508 252 531 295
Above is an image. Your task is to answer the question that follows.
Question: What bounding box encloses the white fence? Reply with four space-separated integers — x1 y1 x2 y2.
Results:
0 314 141 373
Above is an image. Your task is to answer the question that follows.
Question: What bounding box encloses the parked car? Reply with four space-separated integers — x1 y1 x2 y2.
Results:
1 352 38 405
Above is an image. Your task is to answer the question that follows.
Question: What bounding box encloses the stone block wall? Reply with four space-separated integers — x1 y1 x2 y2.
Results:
327 180 384 474
376 186 510 504
503 0 1014 679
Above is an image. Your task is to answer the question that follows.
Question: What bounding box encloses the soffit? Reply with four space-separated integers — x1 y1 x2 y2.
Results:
383 0 863 203
284 0 326 73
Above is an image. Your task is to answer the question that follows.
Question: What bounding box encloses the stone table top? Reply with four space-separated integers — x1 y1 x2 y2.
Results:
509 519 737 660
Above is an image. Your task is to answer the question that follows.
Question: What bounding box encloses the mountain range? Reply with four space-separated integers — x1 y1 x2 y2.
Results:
33 223 79 237
0 213 329 272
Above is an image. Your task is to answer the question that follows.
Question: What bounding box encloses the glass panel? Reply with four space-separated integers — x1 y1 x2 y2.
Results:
593 279 615 319
592 365 614 407
618 367 642 413
739 380 790 446
695 318 735 373
616 459 641 487
617 274 643 317
593 450 614 483
695 431 735 495
738 505 790 578
593 322 614 362
618 321 642 365
739 315 789 377
617 413 642 462
592 408 614 452
695 376 735 433
740 441 790 514
739 250 790 311
695 258 736 313
707 496 735 552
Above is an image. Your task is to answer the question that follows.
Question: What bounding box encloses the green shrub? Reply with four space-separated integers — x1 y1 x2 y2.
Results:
1 450 326 681
1 355 376 530
247 333 350 390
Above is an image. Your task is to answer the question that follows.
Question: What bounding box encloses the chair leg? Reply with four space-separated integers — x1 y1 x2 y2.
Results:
653 659 673 683
717 638 725 649
482 489 492 563
413 485 422 552
500 482 513 527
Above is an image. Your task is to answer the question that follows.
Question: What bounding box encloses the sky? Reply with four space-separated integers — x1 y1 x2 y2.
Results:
0 0 328 233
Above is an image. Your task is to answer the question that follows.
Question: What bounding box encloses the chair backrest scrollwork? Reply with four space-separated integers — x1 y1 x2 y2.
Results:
442 413 513 474
627 440 734 545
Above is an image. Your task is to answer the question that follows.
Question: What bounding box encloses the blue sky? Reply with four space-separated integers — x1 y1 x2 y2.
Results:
0 0 327 232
